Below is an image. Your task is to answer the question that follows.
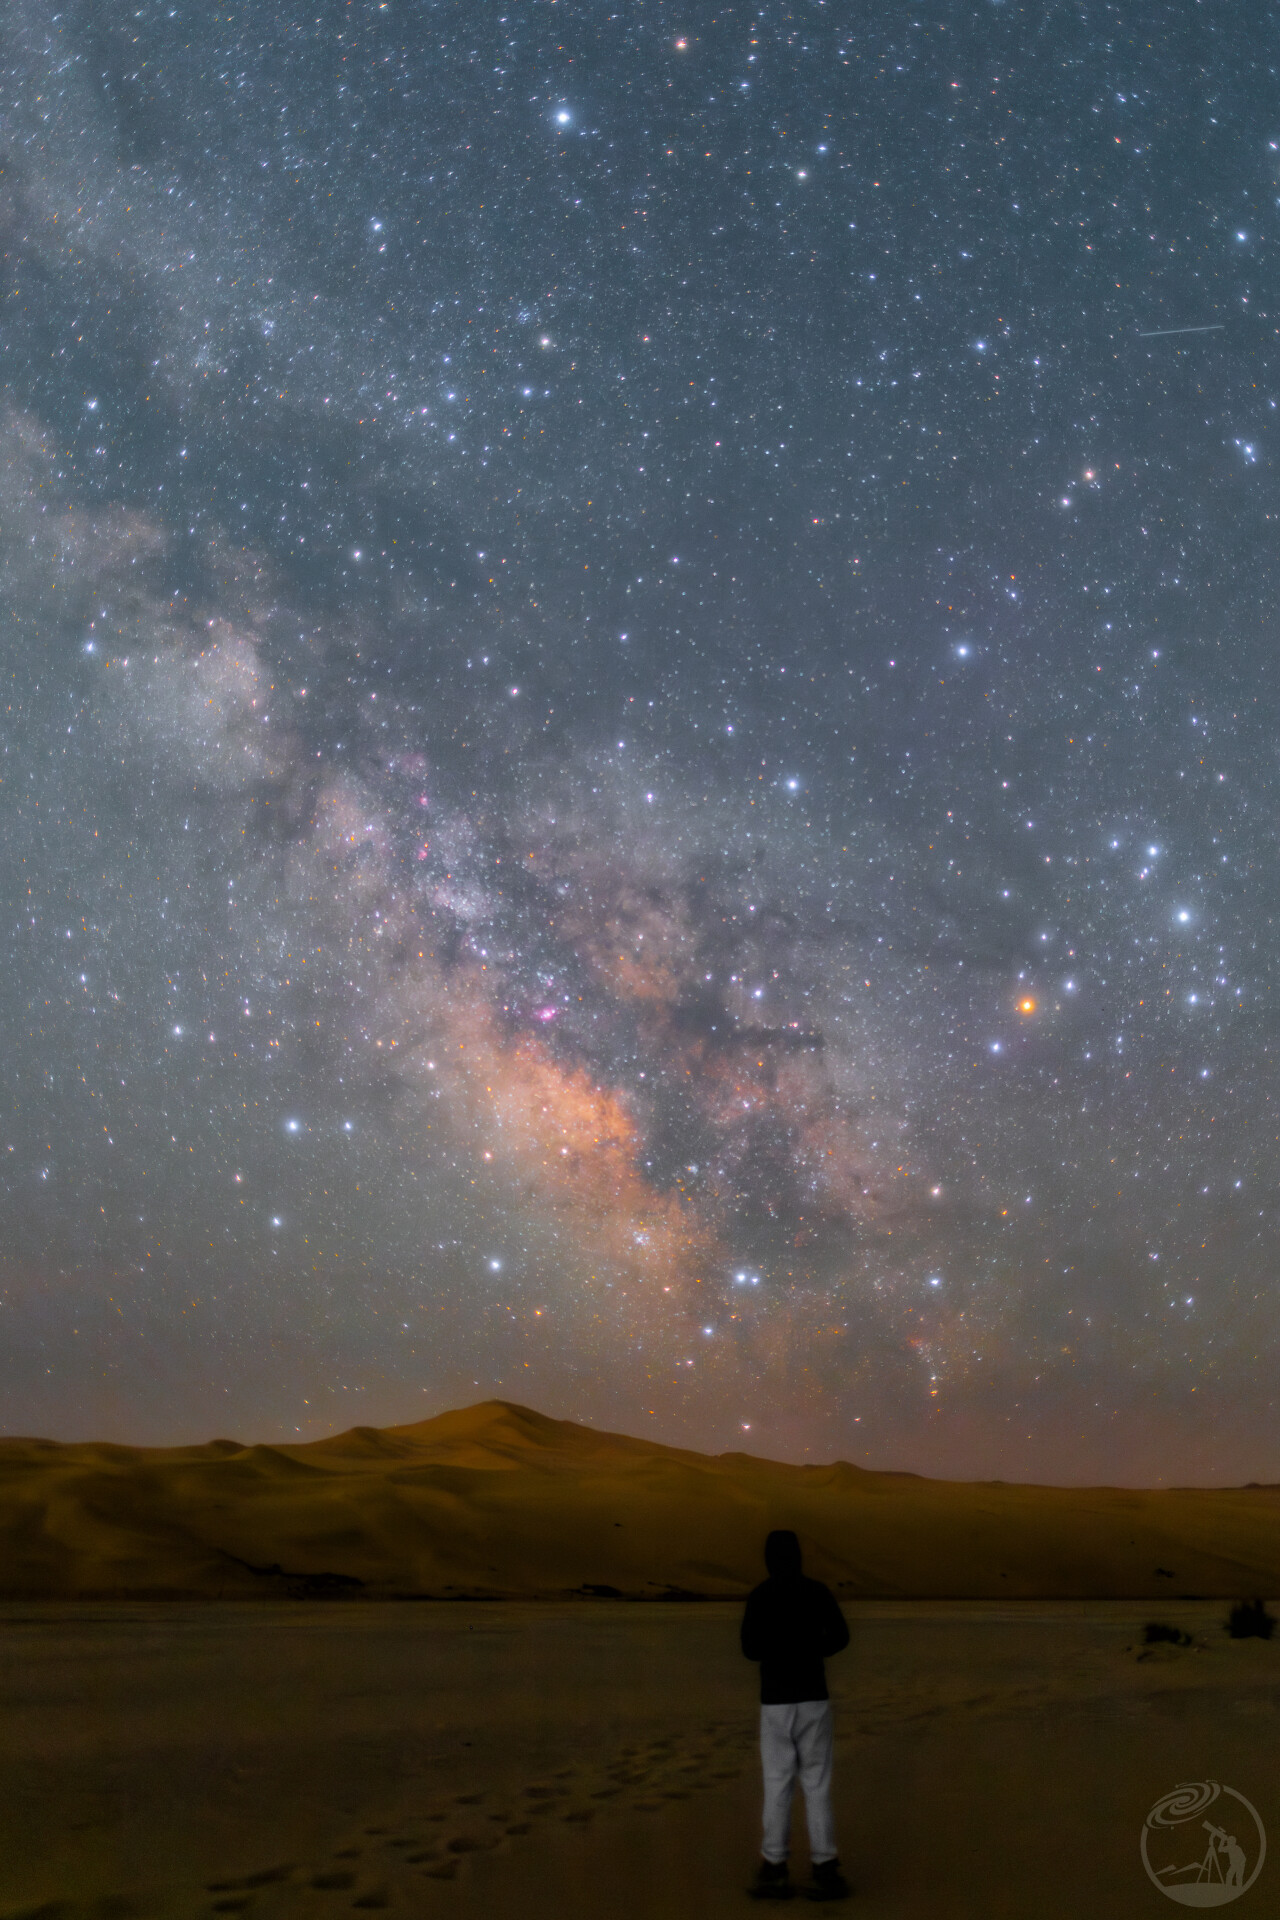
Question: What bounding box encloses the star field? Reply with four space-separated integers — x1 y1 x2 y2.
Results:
2 0 1279 1479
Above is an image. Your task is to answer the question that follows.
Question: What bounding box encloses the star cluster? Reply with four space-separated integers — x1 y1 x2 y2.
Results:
2 0 1278 1479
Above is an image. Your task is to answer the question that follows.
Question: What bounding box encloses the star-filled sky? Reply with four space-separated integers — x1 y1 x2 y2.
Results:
3 0 1279 1482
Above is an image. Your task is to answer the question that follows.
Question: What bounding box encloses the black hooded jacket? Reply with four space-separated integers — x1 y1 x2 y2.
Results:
740 1533 850 1705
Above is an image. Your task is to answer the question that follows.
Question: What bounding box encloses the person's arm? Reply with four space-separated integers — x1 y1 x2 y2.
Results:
820 1587 850 1657
741 1587 766 1661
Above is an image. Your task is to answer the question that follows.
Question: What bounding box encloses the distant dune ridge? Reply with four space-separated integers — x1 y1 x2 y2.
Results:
0 1400 1276 1600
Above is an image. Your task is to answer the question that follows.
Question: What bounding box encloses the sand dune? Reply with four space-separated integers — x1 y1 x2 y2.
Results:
0 1399 1276 1599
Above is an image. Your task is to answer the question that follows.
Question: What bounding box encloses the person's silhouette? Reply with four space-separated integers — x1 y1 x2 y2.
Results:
741 1530 850 1902
1222 1832 1246 1887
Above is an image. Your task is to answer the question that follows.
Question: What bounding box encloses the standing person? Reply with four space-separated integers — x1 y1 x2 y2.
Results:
741 1530 851 1903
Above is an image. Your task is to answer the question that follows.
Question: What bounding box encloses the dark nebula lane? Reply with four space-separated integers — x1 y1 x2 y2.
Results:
2 0 1279 1482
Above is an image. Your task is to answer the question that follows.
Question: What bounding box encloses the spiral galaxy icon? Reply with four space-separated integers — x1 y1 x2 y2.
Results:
1141 1780 1266 1906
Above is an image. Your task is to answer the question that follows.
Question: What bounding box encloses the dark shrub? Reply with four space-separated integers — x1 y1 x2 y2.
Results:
1226 1599 1276 1641
1143 1621 1191 1646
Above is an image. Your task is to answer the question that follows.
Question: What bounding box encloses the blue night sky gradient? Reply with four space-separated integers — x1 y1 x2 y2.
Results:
2 0 1278 1481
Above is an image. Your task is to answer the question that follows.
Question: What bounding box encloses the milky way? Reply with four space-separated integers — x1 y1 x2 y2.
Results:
3 1 1279 1479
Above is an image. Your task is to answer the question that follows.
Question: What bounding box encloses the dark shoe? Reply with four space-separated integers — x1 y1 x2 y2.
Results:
806 1858 851 1902
749 1859 794 1901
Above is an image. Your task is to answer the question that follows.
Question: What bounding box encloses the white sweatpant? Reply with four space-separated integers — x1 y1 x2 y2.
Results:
759 1699 837 1865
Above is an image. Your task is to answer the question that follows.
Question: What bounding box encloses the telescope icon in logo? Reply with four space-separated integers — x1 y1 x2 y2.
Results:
1141 1780 1266 1906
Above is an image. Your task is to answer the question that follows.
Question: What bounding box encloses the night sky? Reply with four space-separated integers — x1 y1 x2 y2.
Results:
3 0 1279 1481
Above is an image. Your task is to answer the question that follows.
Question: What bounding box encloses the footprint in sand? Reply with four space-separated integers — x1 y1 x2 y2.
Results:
285 1728 747 1906
522 1785 569 1814
207 1867 296 1894
446 1833 500 1856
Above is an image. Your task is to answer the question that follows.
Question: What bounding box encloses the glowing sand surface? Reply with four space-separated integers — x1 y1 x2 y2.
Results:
0 1600 1276 1919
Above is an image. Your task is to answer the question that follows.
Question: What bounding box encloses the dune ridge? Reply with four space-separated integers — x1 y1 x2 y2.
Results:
0 1399 1276 1600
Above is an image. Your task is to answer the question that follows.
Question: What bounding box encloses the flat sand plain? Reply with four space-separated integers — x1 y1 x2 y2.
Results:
1 1600 1276 1920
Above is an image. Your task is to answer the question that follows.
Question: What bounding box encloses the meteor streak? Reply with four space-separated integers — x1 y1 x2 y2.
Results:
1135 324 1225 338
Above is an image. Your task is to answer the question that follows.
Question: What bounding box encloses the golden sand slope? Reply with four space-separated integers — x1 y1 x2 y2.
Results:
0 1400 1276 1599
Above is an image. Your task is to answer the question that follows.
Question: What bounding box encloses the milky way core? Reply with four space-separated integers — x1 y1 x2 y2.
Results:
3 2 1279 1480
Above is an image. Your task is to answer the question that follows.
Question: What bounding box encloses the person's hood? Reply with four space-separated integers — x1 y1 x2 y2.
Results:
764 1529 803 1577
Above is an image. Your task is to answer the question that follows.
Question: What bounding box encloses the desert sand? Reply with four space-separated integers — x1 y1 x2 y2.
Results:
1 1400 1278 1600
1 1404 1277 1917
0 1598 1276 1919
